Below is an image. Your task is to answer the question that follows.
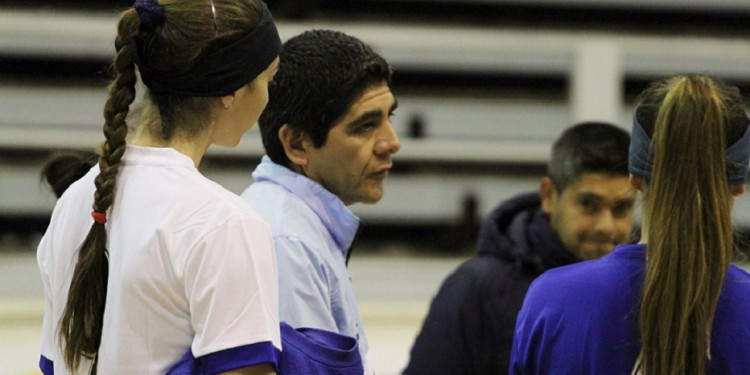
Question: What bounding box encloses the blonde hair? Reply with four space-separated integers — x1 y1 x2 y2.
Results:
634 74 748 375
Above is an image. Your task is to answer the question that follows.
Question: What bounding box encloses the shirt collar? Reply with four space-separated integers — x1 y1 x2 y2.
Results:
529 208 580 269
253 156 361 251
610 242 647 260
122 144 196 169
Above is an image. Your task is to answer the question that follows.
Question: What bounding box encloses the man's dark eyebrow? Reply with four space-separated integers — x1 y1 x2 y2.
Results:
576 192 635 207
576 192 603 201
347 110 383 129
614 197 635 204
347 99 398 129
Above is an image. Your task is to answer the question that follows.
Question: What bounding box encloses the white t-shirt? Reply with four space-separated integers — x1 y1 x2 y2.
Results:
38 145 280 375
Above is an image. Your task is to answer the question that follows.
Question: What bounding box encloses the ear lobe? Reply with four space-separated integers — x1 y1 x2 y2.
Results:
731 184 746 197
539 177 556 214
279 124 310 167
629 175 643 191
220 94 235 110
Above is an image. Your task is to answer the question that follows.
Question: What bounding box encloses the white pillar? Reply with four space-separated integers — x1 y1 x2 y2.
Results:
570 41 624 127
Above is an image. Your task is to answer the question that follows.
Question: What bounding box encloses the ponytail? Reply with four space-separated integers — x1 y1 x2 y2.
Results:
57 10 138 371
635 75 744 375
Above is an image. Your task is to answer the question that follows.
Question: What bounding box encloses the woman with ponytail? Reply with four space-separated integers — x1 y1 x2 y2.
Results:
37 1 281 374
510 74 750 375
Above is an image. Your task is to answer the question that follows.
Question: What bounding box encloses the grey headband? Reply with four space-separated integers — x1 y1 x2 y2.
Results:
628 110 750 185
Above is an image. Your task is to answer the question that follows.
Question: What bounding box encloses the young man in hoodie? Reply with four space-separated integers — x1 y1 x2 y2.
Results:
403 122 635 375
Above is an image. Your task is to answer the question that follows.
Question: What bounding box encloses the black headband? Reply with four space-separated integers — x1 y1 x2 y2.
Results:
629 110 750 184
133 1 281 97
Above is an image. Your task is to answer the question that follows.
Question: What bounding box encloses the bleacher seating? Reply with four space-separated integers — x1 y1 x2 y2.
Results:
3 0 750 234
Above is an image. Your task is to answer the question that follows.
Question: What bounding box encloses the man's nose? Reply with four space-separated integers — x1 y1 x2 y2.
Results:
374 121 401 156
594 209 616 234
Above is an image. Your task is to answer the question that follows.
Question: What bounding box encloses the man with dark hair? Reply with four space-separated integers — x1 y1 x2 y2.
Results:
240 29 400 374
404 122 635 375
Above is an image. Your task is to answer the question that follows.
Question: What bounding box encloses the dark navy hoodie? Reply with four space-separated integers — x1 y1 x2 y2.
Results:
404 192 579 375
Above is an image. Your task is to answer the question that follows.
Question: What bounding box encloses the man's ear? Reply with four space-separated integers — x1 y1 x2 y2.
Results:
731 184 746 197
279 124 310 168
539 177 557 215
629 175 643 191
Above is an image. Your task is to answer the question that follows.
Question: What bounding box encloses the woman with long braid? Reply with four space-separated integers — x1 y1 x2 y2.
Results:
37 1 281 374
510 74 750 374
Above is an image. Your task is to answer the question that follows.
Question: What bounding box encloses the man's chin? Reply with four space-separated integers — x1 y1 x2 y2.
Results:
578 245 615 260
360 195 383 204
359 187 384 204
346 193 383 205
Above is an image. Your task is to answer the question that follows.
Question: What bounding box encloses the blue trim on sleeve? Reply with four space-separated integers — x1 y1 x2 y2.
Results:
201 341 279 374
166 350 196 375
39 355 54 375
167 342 279 375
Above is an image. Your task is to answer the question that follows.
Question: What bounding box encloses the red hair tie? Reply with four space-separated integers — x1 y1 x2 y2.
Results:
91 211 107 224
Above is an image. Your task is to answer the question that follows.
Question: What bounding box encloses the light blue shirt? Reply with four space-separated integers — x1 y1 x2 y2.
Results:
241 156 369 362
